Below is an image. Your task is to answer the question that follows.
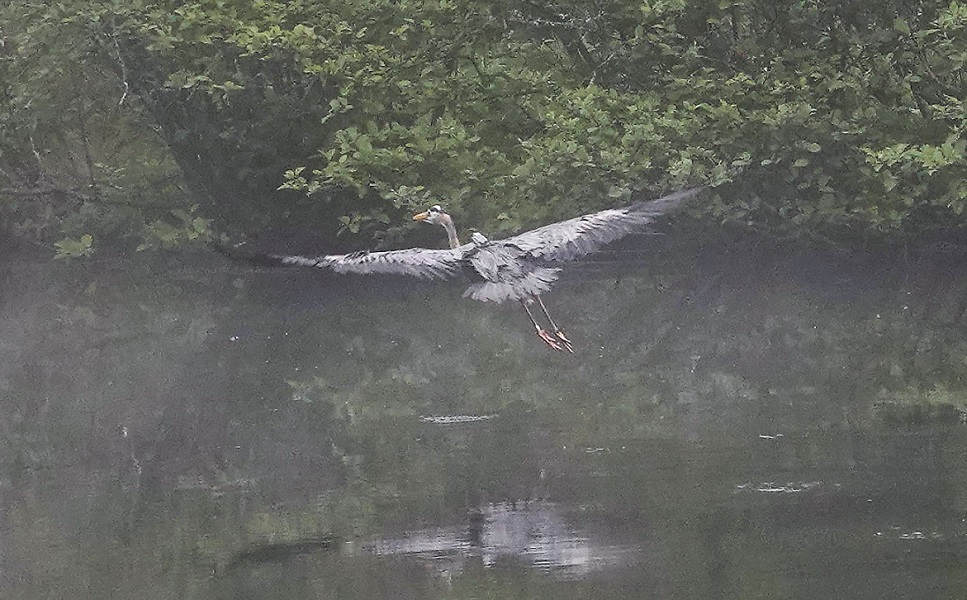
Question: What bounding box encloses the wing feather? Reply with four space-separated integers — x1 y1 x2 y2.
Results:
273 247 464 280
505 188 701 262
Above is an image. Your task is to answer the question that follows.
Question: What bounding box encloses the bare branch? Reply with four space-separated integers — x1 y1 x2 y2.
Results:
112 32 131 106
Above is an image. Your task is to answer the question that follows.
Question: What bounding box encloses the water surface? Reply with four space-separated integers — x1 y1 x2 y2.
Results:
2 236 967 599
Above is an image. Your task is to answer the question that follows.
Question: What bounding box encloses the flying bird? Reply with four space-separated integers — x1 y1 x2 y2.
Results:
266 188 701 352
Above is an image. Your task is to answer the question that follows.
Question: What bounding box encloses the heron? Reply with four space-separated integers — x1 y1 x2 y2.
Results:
268 188 701 352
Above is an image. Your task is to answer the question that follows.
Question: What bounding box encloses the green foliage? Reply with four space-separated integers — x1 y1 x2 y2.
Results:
0 0 192 248
137 206 214 251
1 0 965 251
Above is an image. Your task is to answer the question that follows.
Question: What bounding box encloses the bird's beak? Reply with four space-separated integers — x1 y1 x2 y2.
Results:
413 211 429 222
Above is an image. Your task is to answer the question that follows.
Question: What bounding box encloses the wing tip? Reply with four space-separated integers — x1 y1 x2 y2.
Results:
630 186 705 215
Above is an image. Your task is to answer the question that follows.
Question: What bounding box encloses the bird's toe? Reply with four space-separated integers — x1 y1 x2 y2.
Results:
536 328 564 351
554 330 574 353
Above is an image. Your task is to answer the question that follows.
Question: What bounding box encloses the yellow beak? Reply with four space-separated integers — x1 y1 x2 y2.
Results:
413 211 429 221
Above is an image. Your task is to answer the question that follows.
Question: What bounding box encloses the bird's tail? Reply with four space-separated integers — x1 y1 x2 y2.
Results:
628 187 704 216
463 267 560 304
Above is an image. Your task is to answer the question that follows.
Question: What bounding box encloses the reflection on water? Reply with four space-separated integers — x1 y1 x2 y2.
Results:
734 480 827 493
369 500 641 580
3 236 967 599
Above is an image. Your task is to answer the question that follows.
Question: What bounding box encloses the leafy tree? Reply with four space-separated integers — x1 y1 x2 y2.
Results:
1 0 964 253
0 1 208 255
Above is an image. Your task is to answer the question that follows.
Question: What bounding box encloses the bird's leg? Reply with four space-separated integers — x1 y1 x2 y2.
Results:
520 300 563 351
535 296 574 353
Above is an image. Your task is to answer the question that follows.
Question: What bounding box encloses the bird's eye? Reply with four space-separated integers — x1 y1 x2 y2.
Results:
430 205 442 213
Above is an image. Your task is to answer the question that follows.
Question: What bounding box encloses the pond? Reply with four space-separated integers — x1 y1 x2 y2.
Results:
2 232 967 599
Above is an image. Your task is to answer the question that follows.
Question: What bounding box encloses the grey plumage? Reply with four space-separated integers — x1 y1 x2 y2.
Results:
271 187 700 304
277 247 463 280
462 242 561 303
503 187 699 263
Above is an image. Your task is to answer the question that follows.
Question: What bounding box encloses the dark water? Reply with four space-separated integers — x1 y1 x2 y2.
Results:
3 236 967 599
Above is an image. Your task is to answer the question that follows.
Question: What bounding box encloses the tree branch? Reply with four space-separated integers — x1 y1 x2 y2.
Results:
0 186 173 209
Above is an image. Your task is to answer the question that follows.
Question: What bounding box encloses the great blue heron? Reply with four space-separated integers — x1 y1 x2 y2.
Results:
268 188 701 352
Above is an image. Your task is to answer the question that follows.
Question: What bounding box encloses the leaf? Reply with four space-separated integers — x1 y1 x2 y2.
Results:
882 173 899 192
54 234 94 259
607 185 626 198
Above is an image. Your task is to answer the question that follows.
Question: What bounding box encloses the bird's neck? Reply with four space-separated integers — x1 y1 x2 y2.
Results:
442 217 460 249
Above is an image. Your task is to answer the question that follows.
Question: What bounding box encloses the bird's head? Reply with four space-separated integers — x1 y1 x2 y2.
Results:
413 205 452 227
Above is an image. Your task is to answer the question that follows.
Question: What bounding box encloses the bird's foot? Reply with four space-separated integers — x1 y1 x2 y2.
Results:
554 329 574 353
535 327 565 351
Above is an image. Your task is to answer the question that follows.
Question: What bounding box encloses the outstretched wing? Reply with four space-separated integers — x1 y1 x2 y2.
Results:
504 188 701 262
274 247 464 280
